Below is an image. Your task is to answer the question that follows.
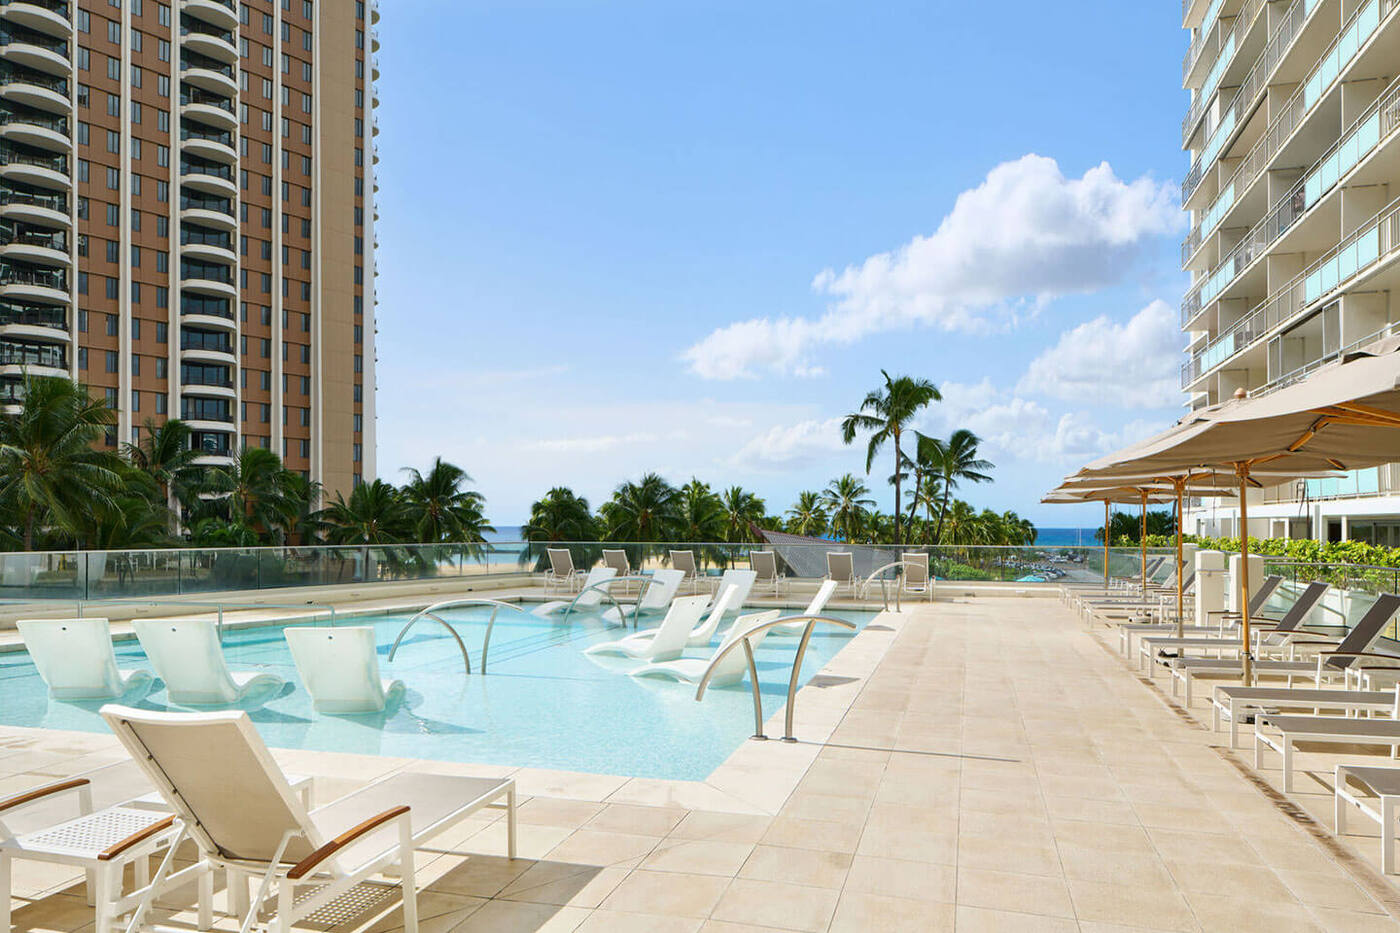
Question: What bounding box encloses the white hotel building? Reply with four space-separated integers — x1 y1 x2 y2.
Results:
1180 0 1400 545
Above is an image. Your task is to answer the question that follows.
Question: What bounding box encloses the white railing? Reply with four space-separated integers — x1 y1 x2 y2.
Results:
1183 0 1266 139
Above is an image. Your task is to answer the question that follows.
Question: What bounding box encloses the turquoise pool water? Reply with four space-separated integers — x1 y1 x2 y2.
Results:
0 607 874 780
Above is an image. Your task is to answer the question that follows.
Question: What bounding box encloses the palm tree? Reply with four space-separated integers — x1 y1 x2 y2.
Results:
920 428 994 544
821 474 875 543
123 418 202 516
523 487 598 541
400 458 493 544
195 446 304 543
677 479 725 542
718 485 766 543
941 499 978 546
906 473 943 545
317 479 411 545
840 370 940 545
78 465 176 549
600 473 681 542
0 375 124 549
785 490 828 537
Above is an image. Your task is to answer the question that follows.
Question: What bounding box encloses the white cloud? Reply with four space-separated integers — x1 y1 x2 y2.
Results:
1017 300 1183 407
729 417 846 470
683 154 1181 379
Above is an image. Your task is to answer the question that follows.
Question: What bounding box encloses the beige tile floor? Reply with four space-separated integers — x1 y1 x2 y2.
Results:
5 596 1400 931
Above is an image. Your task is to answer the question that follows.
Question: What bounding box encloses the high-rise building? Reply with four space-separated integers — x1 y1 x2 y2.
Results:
0 0 377 498
1180 0 1400 545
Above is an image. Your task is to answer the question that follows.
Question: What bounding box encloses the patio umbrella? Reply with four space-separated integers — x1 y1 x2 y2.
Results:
1042 485 1176 597
1072 336 1400 679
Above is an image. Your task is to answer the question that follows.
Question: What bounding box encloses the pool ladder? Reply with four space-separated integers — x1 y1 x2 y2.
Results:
387 598 525 674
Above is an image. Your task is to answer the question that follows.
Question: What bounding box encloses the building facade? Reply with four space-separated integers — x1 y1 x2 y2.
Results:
0 0 377 499
1180 0 1400 544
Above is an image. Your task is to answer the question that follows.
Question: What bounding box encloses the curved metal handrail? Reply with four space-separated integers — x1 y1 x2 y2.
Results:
560 575 657 628
387 598 525 674
694 614 857 742
858 560 907 611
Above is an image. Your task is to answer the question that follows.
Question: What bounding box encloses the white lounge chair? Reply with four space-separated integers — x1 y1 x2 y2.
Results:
632 610 783 686
100 705 517 933
902 556 932 601
584 595 711 661
285 626 404 714
772 579 839 635
132 618 284 706
686 583 745 647
709 569 757 616
825 551 859 596
602 568 686 624
750 550 785 596
534 566 618 615
543 548 582 594
670 549 702 593
15 617 152 700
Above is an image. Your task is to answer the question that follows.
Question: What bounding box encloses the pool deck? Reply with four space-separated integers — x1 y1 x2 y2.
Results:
6 596 1400 931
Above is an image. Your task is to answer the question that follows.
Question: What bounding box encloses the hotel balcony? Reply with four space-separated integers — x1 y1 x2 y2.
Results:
178 190 235 230
180 0 236 32
178 87 236 132
0 299 63 343
178 18 236 64
0 335 64 377
0 22 69 78
0 68 67 114
178 124 234 165
0 224 65 266
0 0 71 41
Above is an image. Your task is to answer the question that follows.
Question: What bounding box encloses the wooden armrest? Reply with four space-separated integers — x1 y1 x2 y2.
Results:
287 806 410 880
98 815 175 861
0 777 90 814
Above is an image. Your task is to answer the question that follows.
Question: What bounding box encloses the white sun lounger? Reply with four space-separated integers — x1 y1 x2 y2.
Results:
1169 592 1400 705
534 566 617 615
1336 765 1400 873
707 569 756 616
632 610 782 686
602 568 686 624
544 548 582 594
1256 710 1400 793
772 579 839 635
688 579 749 647
825 552 859 596
132 618 284 706
585 595 711 661
285 626 404 714
1211 684 1396 748
101 705 517 933
15 617 152 700
0 759 311 933
1119 580 1327 658
1137 574 1286 670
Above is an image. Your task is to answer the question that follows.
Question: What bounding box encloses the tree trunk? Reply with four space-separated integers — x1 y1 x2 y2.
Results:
934 486 951 545
892 432 903 547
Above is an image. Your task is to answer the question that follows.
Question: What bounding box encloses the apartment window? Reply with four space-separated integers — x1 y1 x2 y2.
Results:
156 180 168 202
155 393 167 415
156 216 168 237
131 390 140 413
130 170 141 194
155 357 166 377
157 74 169 97
131 102 141 124
105 277 118 299
261 77 272 99
300 375 310 393
105 166 119 190
106 93 119 117
353 384 362 403
353 354 362 373
157 38 169 61
353 414 362 433
78 235 88 258
77 47 90 71
353 443 362 463
155 251 167 273
78 347 88 369
157 2 169 26
77 121 89 145
130 281 139 304
107 56 120 81
106 130 120 154
130 30 141 52
106 239 118 262
78 9 90 31
157 111 169 132
261 240 272 260
107 20 119 42
131 245 140 268
105 204 118 226
261 370 271 390
131 210 140 232
105 350 118 373
262 11 273 33
156 145 168 167
156 286 168 307
156 321 167 343
78 271 88 294
76 84 89 108
302 61 311 82
130 65 141 89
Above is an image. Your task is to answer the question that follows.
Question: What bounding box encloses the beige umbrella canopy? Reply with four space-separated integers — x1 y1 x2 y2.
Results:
1071 337 1400 679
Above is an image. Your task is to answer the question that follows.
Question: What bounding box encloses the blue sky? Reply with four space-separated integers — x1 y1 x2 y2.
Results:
372 0 1190 527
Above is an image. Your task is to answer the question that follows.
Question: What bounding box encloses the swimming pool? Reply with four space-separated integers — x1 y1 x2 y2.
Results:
0 606 875 781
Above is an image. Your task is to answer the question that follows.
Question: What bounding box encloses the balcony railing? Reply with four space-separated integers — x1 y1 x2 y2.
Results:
180 226 230 249
1183 0 1266 140
0 145 64 172
178 19 233 45
0 263 63 288
179 124 231 147
0 187 64 211
180 50 233 78
0 69 67 95
178 86 233 113
180 402 232 422
0 108 67 134
178 190 230 214
0 226 64 250
0 303 62 327
0 25 68 57
1182 0 1315 204
180 333 233 352
0 0 71 16
179 158 231 180
0 340 64 367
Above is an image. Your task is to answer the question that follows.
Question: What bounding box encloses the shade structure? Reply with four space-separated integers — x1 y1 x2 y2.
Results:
1042 485 1177 598
1071 337 1400 679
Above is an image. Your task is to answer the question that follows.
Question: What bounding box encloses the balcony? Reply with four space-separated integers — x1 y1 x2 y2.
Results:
179 157 235 199
0 144 66 188
0 68 67 113
180 0 236 31
0 107 69 152
0 225 65 265
0 337 64 372
178 190 234 230
179 124 234 163
180 53 235 97
0 25 68 77
0 300 63 342
0 185 65 226
179 259 235 300
1182 0 1267 144
0 261 64 304
179 18 236 63
0 0 72 41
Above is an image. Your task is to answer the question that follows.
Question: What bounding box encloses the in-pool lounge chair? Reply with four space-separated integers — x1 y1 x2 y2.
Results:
132 618 284 706
602 568 686 624
902 555 932 601
543 548 582 594
632 610 783 686
825 552 859 596
750 550 785 596
773 579 839 634
670 549 703 593
15 617 152 700
1168 592 1400 705
100 705 517 933
534 566 617 615
285 626 404 714
585 595 711 661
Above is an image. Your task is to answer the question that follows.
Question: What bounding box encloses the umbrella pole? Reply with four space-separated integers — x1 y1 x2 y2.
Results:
1103 500 1110 588
1139 490 1148 596
1237 465 1253 685
1176 479 1185 639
